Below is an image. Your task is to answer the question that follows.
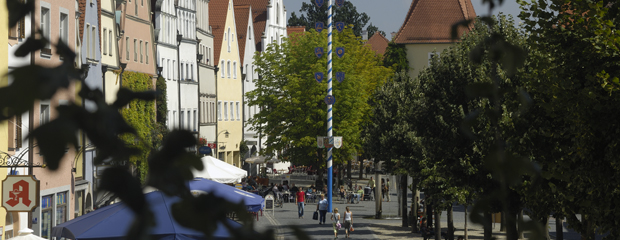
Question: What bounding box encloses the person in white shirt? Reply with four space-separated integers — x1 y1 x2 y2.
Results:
343 206 353 238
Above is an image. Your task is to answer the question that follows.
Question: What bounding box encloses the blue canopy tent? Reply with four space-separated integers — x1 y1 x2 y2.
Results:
189 178 264 212
51 191 240 240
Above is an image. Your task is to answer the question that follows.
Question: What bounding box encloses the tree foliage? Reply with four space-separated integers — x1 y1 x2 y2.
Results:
519 0 620 238
287 0 379 37
247 27 391 170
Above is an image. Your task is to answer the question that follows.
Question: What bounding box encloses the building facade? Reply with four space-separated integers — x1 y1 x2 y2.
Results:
177 0 199 138
211 0 243 167
153 0 180 129
393 0 476 78
1 0 11 237
197 0 217 152
29 0 80 236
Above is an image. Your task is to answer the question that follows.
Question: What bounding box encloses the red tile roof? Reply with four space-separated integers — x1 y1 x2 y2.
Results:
287 26 306 36
235 0 269 51
209 0 230 67
394 0 476 44
234 5 251 65
365 32 389 56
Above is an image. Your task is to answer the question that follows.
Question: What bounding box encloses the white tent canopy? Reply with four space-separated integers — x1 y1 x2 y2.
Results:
192 156 247 183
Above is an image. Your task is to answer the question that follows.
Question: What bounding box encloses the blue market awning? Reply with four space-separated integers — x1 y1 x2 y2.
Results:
52 191 240 240
189 178 265 212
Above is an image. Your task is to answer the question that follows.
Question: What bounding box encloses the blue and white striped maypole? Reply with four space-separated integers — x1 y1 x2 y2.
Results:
327 0 334 212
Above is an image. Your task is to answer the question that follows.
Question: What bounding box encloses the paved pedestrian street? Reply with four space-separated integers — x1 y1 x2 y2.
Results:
250 173 598 239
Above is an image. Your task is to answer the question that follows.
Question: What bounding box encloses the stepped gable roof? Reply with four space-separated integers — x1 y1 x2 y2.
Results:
394 0 476 44
365 32 390 56
234 5 251 65
287 26 305 36
209 0 231 67
235 0 269 51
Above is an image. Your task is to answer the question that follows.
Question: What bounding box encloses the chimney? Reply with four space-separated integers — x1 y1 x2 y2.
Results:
391 32 397 40
362 30 368 40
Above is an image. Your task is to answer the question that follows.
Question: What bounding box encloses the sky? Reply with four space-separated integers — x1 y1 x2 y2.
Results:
284 0 523 35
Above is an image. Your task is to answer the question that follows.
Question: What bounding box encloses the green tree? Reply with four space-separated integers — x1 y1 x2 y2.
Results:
287 1 378 37
382 41 409 80
247 28 391 180
519 0 620 238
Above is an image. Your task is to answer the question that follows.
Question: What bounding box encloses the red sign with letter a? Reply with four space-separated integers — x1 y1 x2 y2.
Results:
2 175 40 212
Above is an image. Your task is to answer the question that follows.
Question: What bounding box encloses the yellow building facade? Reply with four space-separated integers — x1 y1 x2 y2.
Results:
212 0 243 167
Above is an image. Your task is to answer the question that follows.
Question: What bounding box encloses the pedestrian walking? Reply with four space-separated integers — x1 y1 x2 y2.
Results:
343 206 353 238
295 187 305 218
317 194 328 224
381 178 386 200
386 178 391 202
331 208 341 239
367 177 375 197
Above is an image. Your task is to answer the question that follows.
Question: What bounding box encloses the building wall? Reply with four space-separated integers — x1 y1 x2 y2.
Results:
262 0 287 50
101 0 121 104
216 0 242 167
242 9 260 155
31 0 79 236
117 0 156 76
0 0 10 237
197 0 216 153
405 43 452 78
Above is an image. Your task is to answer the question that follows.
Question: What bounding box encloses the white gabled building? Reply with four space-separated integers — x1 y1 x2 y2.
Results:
177 0 199 138
153 0 180 129
235 0 287 163
197 0 217 154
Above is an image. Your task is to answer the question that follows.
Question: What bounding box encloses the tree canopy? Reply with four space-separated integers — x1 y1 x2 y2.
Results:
247 27 391 170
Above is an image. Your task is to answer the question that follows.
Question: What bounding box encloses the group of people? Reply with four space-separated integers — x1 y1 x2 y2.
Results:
316 194 354 239
365 177 391 201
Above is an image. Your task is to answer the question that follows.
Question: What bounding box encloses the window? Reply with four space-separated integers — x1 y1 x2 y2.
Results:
181 111 185 128
233 62 236 79
187 110 191 130
230 101 234 120
41 195 53 238
276 3 280 24
227 61 230 78
227 28 230 52
218 101 222 120
56 192 67 225
60 13 68 44
223 102 228 120
135 0 138 15
140 40 143 63
428 52 440 65
5 213 14 239
236 102 240 120
9 9 26 39
86 24 91 58
194 110 197 130
109 30 113 56
221 61 225 77
103 28 107 55
145 42 149 64
40 103 50 126
126 37 130 60
41 6 50 49
181 64 184 80
75 190 85 218
248 26 252 39
92 26 96 59
134 39 137 61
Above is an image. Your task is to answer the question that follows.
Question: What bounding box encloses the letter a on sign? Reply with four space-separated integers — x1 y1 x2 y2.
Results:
3 175 40 212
